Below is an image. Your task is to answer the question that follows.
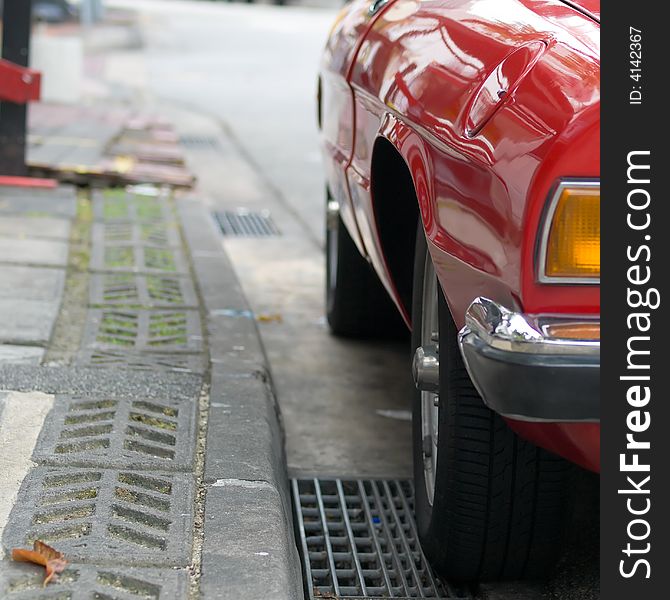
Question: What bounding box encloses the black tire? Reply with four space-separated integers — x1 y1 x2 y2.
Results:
325 188 406 339
411 226 571 582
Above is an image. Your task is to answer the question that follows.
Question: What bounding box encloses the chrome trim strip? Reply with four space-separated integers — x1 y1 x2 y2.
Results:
536 179 600 285
459 297 600 357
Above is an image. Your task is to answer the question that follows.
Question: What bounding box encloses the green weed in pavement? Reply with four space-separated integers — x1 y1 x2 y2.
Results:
105 247 134 268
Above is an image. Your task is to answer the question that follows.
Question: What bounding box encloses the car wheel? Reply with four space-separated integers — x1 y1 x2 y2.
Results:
411 225 571 581
325 187 406 338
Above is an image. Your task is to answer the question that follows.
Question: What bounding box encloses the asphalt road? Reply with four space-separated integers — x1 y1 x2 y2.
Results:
102 1 599 597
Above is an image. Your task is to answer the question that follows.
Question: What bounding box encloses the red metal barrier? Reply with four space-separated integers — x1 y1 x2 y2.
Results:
0 175 57 189
0 59 41 103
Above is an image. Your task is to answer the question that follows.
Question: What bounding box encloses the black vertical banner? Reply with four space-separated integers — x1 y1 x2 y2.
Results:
601 2 668 598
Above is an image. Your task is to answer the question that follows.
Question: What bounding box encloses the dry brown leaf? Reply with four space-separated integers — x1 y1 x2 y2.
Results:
11 540 68 586
257 313 283 323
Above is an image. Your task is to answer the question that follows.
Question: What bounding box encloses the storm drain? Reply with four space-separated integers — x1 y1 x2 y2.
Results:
215 209 280 237
179 134 221 149
292 479 471 599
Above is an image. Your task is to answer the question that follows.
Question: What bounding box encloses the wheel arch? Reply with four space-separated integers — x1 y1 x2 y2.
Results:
369 115 435 327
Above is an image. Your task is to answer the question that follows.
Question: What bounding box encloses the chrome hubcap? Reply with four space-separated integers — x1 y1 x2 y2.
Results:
418 254 439 505
412 344 439 393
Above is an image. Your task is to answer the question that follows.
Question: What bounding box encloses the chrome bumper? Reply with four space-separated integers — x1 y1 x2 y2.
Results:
458 297 600 423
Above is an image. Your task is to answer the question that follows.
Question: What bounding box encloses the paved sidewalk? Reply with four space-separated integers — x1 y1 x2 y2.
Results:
0 184 302 599
0 185 71 360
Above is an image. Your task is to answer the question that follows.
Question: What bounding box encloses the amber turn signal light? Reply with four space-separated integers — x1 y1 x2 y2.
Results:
545 322 601 341
544 185 600 280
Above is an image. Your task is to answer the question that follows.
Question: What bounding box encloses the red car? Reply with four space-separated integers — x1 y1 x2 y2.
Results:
319 0 599 582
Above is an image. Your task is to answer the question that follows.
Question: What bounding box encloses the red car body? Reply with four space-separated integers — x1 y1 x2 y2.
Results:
320 0 600 471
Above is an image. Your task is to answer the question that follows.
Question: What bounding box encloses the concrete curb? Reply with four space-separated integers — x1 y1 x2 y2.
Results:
178 197 303 600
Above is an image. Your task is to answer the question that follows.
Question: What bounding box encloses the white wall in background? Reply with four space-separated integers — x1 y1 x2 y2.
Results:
31 34 83 104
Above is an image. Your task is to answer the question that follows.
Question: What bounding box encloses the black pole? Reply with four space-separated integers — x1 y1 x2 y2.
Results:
0 0 33 176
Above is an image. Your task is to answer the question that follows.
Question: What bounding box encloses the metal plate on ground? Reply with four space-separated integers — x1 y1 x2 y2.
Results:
179 134 221 149
0 562 189 599
82 308 203 354
89 273 198 308
2 467 194 566
214 209 280 237
33 395 197 470
292 479 471 600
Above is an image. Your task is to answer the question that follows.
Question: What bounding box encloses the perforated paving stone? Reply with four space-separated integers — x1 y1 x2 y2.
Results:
78 348 206 373
92 220 182 248
33 395 197 470
0 562 189 599
292 478 471 600
89 272 198 308
90 240 190 275
92 189 173 223
82 308 203 354
2 467 194 567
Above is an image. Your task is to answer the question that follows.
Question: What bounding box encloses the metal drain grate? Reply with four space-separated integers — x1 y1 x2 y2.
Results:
215 209 280 237
292 479 471 599
179 134 221 149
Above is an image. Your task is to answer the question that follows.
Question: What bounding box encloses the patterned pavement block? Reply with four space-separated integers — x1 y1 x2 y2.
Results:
2 467 194 566
89 272 198 308
92 190 173 223
92 220 182 248
33 395 197 471
76 348 206 373
81 308 203 354
0 561 189 599
90 242 190 276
